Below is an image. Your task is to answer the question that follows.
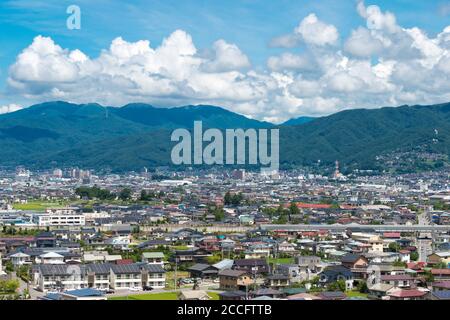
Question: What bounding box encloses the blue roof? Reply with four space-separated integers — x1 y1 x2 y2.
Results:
43 293 62 300
433 290 450 300
65 288 105 297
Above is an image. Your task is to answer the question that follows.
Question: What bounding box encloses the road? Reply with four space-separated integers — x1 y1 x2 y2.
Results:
17 277 45 300
416 211 433 262
259 223 450 232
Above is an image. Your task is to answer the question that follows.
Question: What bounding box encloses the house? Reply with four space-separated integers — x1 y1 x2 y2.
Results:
427 253 443 266
380 274 415 288
173 248 212 263
218 269 253 290
265 274 290 288
34 263 166 292
286 293 322 300
276 241 297 255
431 269 450 281
179 290 211 300
367 283 394 299
233 259 269 275
319 265 354 290
295 255 323 273
35 232 57 248
252 288 283 299
340 254 369 269
218 290 247 300
318 291 347 300
39 252 65 265
9 252 31 266
431 290 450 300
432 281 450 291
388 288 429 300
187 263 218 279
277 264 305 283
142 252 165 266
41 288 107 301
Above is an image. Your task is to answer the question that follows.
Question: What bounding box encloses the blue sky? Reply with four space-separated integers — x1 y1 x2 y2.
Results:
1 0 450 122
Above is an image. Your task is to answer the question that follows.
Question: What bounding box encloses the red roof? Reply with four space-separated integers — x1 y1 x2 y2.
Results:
431 269 450 275
295 203 332 209
389 289 427 298
383 232 401 238
339 204 357 210
407 262 426 270
381 275 414 281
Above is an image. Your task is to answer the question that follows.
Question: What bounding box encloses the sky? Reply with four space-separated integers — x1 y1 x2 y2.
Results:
0 0 450 123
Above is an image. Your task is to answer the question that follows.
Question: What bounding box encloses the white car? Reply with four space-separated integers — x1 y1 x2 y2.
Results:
129 287 141 291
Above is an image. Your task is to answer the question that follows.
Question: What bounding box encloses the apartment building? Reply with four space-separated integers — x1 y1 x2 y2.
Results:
33 208 85 227
33 263 166 292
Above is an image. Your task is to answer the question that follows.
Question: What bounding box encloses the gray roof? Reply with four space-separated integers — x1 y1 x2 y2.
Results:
218 269 247 277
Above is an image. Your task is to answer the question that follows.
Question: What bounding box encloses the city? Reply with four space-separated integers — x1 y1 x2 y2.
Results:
0 164 449 301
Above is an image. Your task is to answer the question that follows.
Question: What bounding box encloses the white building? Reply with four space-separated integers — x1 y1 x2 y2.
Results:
34 263 166 292
34 207 85 227
0 253 6 276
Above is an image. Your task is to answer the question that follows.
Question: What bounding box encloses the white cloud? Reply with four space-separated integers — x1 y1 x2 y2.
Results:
269 13 338 48
344 27 384 57
357 1 399 33
0 104 22 114
202 40 250 72
5 2 450 123
294 13 339 46
267 53 315 71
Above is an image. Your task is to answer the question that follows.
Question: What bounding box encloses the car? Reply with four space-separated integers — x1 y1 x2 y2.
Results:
129 287 141 291
213 279 220 283
143 286 153 291
105 289 115 294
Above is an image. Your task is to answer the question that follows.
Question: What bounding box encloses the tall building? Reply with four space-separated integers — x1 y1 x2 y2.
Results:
232 169 246 180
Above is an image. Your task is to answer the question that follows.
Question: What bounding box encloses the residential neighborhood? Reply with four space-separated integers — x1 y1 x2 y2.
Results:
0 166 450 301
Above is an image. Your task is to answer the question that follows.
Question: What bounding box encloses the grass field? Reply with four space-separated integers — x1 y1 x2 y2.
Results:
108 291 220 300
344 291 368 298
165 271 189 290
13 201 68 211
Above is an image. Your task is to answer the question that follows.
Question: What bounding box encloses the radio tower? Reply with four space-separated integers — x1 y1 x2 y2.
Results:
333 160 342 179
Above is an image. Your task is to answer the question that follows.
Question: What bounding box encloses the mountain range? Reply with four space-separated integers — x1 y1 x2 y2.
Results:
1 101 450 172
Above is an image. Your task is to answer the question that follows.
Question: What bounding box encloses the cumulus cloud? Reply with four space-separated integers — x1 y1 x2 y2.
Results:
5 2 450 123
344 27 384 57
269 13 338 48
0 104 22 114
295 14 339 46
267 53 316 71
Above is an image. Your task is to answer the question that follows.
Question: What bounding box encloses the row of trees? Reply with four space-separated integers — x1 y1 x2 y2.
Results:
75 186 133 201
139 190 165 201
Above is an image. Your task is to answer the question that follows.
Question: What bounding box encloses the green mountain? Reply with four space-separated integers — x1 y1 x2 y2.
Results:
0 101 269 169
1 101 450 172
282 116 316 126
279 102 450 171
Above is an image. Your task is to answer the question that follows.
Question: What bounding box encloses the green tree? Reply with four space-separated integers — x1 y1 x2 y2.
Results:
410 251 419 261
289 202 299 221
388 242 400 252
119 188 132 201
224 192 232 206
327 279 346 292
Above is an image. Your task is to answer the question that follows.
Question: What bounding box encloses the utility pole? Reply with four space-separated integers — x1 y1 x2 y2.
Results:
174 257 178 291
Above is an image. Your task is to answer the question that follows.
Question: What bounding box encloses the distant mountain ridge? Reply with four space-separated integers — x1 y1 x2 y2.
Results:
1 101 450 172
282 116 316 126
